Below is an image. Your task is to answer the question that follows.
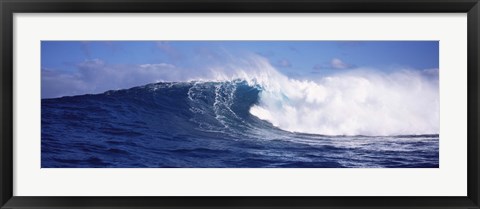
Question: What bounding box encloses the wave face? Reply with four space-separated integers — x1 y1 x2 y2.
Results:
42 77 439 168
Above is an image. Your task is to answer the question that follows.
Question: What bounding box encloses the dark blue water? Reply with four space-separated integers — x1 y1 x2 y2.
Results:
41 81 439 168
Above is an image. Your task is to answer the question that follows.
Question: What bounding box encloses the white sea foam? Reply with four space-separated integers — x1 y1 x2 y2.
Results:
208 56 439 136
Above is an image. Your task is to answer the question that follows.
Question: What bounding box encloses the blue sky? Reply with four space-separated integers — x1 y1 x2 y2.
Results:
41 41 438 98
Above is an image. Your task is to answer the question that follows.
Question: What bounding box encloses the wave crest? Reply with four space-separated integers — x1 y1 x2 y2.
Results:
208 57 439 136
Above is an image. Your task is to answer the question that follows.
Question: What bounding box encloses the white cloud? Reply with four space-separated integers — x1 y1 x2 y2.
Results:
422 68 439 76
312 58 353 71
139 63 176 69
41 59 186 98
330 58 349 69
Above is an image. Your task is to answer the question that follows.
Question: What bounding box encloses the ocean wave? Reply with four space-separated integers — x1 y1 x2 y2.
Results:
46 57 439 137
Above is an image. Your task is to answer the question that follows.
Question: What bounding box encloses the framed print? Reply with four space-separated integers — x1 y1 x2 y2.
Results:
1 0 479 208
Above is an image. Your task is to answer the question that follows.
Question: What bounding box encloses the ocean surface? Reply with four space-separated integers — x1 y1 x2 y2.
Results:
41 80 439 168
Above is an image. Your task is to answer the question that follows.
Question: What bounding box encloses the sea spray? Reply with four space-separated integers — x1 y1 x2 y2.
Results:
206 56 439 136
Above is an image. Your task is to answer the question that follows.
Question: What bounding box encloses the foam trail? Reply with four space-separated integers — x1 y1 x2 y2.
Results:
209 56 439 136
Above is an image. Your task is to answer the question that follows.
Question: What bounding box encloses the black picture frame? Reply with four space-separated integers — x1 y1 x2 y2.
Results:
1 0 479 208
